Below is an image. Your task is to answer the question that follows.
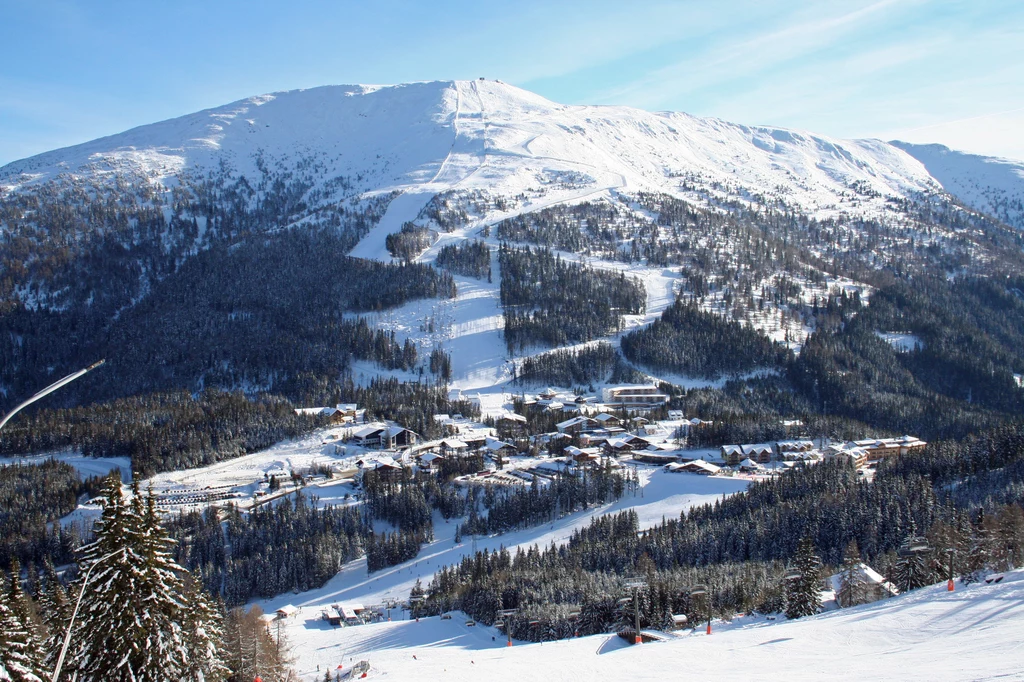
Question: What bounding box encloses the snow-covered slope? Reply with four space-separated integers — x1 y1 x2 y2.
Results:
1 79 939 225
3 79 1019 399
892 141 1024 230
275 568 1024 681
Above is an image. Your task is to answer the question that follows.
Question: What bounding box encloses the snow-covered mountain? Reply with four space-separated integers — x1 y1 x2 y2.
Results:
891 141 1024 231
1 79 942 224
1 79 1021 402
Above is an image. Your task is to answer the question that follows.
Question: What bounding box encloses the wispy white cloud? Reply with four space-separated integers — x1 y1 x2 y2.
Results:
592 0 923 109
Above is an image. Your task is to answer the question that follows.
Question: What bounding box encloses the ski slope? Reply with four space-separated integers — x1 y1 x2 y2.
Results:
276 570 1024 681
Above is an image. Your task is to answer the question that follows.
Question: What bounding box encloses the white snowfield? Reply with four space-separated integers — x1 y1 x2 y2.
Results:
893 141 1024 230
277 570 1024 681
2 79 942 222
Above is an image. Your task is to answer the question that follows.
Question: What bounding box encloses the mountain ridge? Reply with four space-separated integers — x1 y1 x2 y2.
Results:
1 79 944 223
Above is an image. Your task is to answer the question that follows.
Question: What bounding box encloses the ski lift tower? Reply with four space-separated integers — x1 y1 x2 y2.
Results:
497 608 518 647
623 576 647 644
409 595 424 622
897 535 932 589
689 584 712 635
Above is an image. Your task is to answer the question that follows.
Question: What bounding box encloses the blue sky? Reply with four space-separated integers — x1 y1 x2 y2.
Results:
1 0 1022 165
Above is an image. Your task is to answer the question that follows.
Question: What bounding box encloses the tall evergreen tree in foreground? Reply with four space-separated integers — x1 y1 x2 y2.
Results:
785 535 823 619
59 473 227 681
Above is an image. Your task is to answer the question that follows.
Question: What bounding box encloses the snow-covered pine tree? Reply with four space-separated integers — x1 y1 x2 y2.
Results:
38 560 70 638
0 576 45 682
39 561 71 674
63 474 192 681
961 509 991 583
785 535 822 619
132 488 191 678
837 540 869 608
4 562 45 663
181 574 229 682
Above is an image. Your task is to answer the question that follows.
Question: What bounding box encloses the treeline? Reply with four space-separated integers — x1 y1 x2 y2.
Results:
0 459 87 570
0 389 318 477
622 300 791 379
655 274 1024 444
435 240 491 279
495 200 648 263
788 276 1023 441
172 494 367 606
424 524 788 642
386 222 434 262
0 379 480 482
499 244 645 353
514 343 620 387
335 377 481 441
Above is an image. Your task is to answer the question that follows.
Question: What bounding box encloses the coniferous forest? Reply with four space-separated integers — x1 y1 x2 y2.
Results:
435 240 492 279
499 244 645 353
621 299 791 379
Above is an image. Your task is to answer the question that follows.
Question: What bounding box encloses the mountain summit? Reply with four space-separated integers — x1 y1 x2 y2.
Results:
0 79 942 218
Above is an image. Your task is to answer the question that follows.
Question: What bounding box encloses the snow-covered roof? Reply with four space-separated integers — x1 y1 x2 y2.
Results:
353 425 385 439
828 563 899 597
557 416 595 430
439 438 469 449
277 604 299 617
673 460 721 474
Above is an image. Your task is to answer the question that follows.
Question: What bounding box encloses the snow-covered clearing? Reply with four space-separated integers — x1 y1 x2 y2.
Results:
876 331 923 352
276 569 1024 681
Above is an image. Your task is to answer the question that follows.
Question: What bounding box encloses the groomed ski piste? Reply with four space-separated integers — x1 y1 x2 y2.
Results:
266 559 1024 682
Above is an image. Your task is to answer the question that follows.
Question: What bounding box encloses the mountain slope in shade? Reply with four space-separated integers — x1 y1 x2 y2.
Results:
1 79 940 230
891 141 1024 230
